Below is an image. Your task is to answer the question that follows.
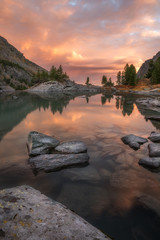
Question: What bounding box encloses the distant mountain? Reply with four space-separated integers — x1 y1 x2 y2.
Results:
137 51 160 79
0 36 46 90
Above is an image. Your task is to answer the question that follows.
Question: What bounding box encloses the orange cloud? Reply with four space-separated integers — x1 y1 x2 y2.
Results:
0 0 160 84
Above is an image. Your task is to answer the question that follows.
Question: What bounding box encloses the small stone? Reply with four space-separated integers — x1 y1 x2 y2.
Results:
121 134 148 150
139 157 160 168
148 132 160 143
148 143 160 157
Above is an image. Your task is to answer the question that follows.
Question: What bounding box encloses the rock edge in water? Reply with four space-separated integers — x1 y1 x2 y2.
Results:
148 143 160 157
28 131 60 156
29 153 89 172
0 185 110 240
139 157 160 168
121 134 148 150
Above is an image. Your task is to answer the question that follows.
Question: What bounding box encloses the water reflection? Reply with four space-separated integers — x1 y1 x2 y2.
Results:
1 93 160 240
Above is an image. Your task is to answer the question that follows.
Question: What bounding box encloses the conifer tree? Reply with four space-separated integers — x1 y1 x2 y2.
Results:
116 71 122 85
86 76 90 85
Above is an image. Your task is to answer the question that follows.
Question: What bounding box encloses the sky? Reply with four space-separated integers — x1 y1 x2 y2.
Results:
0 0 160 84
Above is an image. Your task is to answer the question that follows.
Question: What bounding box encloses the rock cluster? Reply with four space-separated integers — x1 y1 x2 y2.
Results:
27 131 89 172
139 132 160 169
121 132 160 170
28 79 102 94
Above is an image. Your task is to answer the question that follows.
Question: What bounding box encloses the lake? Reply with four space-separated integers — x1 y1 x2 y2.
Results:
0 92 160 240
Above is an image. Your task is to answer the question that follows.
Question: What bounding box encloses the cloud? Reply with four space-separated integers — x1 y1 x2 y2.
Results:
0 0 160 84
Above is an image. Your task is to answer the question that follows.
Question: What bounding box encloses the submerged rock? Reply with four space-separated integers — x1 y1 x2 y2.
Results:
27 131 60 156
146 116 160 121
121 134 148 150
148 132 160 143
29 153 89 172
148 143 160 157
0 185 110 240
55 141 87 154
139 157 160 168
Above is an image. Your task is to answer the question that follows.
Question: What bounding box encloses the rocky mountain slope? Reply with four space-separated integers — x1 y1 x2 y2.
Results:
137 51 160 79
0 36 45 90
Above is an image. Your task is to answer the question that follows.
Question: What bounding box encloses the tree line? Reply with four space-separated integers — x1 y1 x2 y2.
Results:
116 63 137 86
32 65 69 84
85 75 114 87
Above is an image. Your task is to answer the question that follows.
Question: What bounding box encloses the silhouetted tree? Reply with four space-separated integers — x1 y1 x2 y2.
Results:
85 76 90 85
151 57 160 84
101 75 107 86
116 71 122 85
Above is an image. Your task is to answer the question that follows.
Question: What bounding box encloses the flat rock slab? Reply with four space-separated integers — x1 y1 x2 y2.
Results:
139 157 160 168
121 134 148 150
55 141 87 154
29 153 89 172
148 143 160 157
0 185 110 240
148 132 160 143
28 131 60 156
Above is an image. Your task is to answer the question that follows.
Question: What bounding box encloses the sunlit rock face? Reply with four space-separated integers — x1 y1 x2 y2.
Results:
0 36 46 89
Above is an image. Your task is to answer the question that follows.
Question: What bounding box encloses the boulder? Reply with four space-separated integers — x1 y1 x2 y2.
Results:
139 157 160 168
148 143 160 157
121 134 148 150
148 132 160 143
0 185 110 240
27 131 60 156
55 141 87 154
29 153 89 172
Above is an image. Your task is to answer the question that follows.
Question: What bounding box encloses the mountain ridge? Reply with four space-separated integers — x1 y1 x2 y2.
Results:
0 36 46 90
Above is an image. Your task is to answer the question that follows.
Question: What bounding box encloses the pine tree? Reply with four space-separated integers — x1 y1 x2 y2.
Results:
151 57 160 84
101 75 107 86
146 60 154 79
85 76 90 85
129 64 136 86
116 71 122 85
124 64 130 85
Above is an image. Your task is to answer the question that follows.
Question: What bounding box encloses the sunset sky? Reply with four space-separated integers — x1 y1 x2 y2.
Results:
1 0 160 84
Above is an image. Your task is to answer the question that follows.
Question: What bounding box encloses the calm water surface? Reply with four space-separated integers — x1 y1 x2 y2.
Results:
1 93 160 240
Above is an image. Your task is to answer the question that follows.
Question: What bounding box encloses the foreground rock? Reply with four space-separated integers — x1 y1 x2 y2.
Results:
29 153 89 172
121 134 148 150
27 131 60 156
148 132 160 143
55 141 87 154
0 185 110 240
139 157 160 168
148 143 160 157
